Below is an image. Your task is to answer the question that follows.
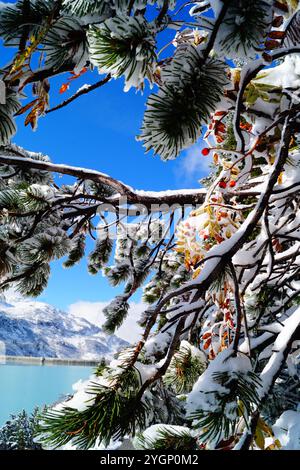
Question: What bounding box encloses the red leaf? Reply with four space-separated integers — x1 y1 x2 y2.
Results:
265 39 281 50
268 30 285 40
59 83 69 94
202 332 211 340
272 16 284 27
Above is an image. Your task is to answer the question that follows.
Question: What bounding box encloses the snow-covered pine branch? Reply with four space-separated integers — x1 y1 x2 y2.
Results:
0 0 300 451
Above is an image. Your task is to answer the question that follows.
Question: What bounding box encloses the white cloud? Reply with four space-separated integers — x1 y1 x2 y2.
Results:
68 300 145 343
175 142 213 186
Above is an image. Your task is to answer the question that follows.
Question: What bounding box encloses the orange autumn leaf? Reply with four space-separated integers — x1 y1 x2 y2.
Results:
240 121 252 131
203 338 211 350
59 83 69 94
215 121 225 133
70 67 87 79
25 110 38 129
273 1 288 13
262 52 273 63
59 68 88 95
202 332 211 340
213 153 219 164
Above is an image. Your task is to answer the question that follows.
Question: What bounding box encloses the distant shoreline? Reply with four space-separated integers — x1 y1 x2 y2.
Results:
0 355 100 367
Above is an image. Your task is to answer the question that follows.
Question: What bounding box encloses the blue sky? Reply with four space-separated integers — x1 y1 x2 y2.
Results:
2 1 211 311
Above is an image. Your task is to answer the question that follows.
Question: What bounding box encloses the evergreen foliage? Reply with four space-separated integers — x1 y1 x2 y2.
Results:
189 370 261 443
164 341 206 394
88 236 113 274
140 48 228 159
62 0 110 17
214 0 272 58
0 0 299 452
135 424 198 450
38 386 148 449
0 408 43 450
0 91 20 145
43 17 88 70
0 0 55 45
88 15 157 91
38 364 148 448
102 295 130 333
63 233 86 267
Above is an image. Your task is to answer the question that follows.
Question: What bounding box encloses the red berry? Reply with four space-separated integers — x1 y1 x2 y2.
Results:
229 180 236 188
201 147 210 156
219 181 227 189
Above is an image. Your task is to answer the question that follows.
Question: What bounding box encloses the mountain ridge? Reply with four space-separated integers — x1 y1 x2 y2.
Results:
0 298 127 360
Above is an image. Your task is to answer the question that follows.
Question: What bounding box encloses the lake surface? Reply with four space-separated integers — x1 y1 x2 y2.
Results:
0 363 94 425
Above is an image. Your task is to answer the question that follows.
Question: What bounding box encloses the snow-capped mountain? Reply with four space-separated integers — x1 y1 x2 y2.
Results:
0 297 127 360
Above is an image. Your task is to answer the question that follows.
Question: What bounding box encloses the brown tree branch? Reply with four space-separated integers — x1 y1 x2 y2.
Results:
46 75 111 114
156 0 170 26
0 148 209 207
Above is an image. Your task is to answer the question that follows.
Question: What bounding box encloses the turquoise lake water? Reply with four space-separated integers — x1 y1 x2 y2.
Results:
0 363 94 425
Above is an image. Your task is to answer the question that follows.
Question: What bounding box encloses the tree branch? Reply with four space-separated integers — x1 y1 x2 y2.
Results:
237 306 300 450
152 120 292 316
46 75 111 114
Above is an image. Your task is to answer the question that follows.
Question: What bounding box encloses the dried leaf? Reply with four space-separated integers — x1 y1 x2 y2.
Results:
15 99 39 116
254 427 265 450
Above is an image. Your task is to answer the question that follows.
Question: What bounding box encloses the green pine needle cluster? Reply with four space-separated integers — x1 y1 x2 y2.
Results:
104 262 131 286
19 228 72 263
16 262 50 297
62 0 110 17
136 425 198 451
216 0 272 58
139 46 228 160
88 15 157 90
63 233 86 268
0 0 54 45
43 17 88 70
0 91 20 145
88 235 113 274
37 367 148 449
164 342 206 394
189 370 261 443
102 295 130 333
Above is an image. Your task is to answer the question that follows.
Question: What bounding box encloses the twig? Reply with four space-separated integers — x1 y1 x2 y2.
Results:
46 75 111 114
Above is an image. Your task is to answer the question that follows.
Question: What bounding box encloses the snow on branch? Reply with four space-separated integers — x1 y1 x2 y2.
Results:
1 0 300 451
